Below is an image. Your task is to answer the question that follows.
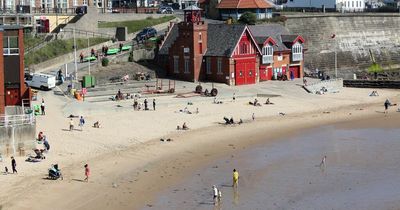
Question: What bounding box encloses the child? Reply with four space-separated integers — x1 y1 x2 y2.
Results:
84 164 90 182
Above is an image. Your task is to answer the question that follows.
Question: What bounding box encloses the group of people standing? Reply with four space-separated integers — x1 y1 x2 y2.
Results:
133 98 156 111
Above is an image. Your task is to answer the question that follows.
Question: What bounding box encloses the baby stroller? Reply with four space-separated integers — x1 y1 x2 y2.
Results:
48 164 63 180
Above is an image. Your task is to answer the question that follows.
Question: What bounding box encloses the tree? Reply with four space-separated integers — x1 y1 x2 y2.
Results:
238 12 257 25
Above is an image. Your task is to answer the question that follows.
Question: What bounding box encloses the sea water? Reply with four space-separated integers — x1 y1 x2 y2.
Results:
144 116 400 210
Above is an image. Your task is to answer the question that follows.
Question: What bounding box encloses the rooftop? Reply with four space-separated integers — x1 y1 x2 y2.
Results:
217 0 273 9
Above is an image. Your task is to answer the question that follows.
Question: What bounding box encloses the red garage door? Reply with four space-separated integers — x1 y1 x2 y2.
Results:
235 58 256 85
289 66 301 79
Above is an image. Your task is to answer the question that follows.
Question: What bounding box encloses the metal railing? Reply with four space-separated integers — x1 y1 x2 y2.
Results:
0 113 36 127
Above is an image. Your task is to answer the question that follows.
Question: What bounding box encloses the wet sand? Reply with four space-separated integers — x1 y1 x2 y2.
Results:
145 115 400 210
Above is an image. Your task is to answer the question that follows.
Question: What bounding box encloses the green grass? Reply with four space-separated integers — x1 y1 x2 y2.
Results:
24 34 45 50
25 37 109 66
98 16 175 33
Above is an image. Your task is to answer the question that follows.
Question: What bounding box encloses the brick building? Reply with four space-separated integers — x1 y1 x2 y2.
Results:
248 24 305 81
157 6 305 86
0 25 31 114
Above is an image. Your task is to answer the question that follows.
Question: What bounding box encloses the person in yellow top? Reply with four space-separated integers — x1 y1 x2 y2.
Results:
233 169 239 187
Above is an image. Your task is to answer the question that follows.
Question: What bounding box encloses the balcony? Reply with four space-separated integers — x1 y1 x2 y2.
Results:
262 55 273 64
292 53 303 61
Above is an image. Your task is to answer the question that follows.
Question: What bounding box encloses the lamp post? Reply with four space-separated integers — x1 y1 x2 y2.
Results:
335 36 337 78
73 27 78 82
87 35 91 75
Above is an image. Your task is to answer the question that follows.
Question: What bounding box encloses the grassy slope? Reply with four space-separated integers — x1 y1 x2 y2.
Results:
98 16 175 33
25 37 109 66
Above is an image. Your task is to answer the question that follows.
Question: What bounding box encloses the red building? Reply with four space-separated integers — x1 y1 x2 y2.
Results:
157 6 304 86
0 26 31 114
248 25 305 81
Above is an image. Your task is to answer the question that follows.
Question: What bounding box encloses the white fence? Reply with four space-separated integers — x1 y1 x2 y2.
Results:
0 113 36 127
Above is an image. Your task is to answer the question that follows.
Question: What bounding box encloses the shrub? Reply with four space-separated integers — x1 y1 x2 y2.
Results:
102 57 109 66
239 12 257 25
368 63 383 74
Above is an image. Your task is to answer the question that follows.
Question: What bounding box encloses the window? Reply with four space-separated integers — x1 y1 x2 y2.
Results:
173 56 179 73
198 32 202 43
83 0 87 5
217 58 222 75
206 57 211 74
3 36 19 55
292 42 303 61
352 1 354 7
240 43 248 54
262 44 273 64
184 57 190 74
199 43 203 54
73 0 77 6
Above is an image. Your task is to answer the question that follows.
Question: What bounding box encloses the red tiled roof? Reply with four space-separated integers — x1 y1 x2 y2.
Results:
217 0 273 9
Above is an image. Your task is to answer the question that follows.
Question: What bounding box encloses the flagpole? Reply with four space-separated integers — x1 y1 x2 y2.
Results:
331 33 338 78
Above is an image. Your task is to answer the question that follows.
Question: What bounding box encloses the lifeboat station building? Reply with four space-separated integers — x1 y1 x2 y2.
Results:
157 6 305 86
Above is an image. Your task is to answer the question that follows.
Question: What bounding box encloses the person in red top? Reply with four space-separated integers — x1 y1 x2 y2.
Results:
84 164 90 182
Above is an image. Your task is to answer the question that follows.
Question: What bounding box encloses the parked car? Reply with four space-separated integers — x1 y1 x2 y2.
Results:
135 27 157 41
159 6 174 14
25 73 56 90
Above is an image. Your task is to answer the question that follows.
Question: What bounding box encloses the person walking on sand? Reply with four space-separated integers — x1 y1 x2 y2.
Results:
41 99 45 115
79 116 85 131
212 185 219 205
84 164 90 182
319 155 327 167
144 99 148 110
69 118 74 131
233 169 239 187
252 113 255 121
153 99 156 111
11 156 17 174
384 99 391 114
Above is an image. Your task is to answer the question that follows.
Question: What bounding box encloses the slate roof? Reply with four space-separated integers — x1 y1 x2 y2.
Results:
217 0 273 9
248 24 297 51
281 34 299 43
158 23 179 55
205 24 247 57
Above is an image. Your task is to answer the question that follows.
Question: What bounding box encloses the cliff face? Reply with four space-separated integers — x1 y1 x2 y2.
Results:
285 14 400 78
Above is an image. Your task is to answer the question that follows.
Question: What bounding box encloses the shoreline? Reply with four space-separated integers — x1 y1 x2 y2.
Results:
3 97 397 210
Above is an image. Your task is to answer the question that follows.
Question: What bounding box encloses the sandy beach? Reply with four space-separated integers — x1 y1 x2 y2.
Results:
0 80 399 210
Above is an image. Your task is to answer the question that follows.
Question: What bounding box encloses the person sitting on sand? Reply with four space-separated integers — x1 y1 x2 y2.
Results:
369 90 379 97
93 121 100 128
254 98 258 106
238 119 243 125
265 98 274 105
182 122 189 130
230 117 234 124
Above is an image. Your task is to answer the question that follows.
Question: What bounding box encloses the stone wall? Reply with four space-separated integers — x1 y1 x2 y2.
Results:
0 124 36 157
304 78 343 94
285 14 400 79
343 80 400 88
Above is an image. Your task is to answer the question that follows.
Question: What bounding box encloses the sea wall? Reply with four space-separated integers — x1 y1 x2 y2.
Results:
343 80 400 88
0 124 36 157
285 14 400 79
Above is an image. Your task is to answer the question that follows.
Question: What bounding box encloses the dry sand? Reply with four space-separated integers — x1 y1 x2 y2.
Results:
0 81 399 210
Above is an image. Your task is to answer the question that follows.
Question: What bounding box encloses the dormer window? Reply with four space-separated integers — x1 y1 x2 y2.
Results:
292 42 303 61
262 44 273 64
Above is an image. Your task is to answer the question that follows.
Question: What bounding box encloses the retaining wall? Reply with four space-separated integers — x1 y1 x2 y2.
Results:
343 80 400 88
0 124 36 157
285 14 400 79
304 78 343 93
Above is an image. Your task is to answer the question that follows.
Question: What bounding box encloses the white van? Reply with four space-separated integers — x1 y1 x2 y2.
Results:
25 73 56 90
